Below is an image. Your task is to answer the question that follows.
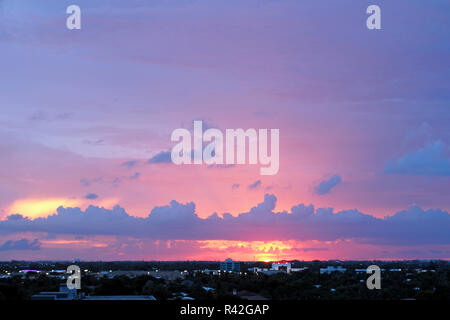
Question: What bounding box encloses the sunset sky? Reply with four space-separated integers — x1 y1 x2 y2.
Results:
0 0 449 261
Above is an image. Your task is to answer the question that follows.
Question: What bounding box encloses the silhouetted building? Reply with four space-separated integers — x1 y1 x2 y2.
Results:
320 266 347 274
31 283 77 300
220 259 240 272
83 295 156 300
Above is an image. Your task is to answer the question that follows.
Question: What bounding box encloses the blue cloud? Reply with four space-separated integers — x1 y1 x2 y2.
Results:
315 175 342 195
80 177 103 187
385 141 450 176
85 193 99 200
248 180 261 190
148 151 172 164
130 172 140 180
0 238 41 251
1 194 449 246
121 160 138 169
6 214 26 221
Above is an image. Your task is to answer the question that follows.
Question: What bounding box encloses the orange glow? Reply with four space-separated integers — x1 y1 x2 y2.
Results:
41 240 97 245
8 198 81 218
198 240 297 261
41 239 108 248
6 197 121 219
96 197 120 209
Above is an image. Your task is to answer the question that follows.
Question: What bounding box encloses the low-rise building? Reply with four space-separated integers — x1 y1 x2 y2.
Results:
83 295 156 300
31 283 78 300
220 259 240 272
250 262 307 275
320 266 347 274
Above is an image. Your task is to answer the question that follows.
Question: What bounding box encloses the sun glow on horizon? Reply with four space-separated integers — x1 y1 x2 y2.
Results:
198 240 301 261
6 196 122 219
8 198 82 219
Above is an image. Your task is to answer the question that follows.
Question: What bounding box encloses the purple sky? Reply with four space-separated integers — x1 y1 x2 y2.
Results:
0 0 449 260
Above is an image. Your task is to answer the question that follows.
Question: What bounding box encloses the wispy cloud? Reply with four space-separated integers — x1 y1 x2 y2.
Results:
121 160 138 169
148 151 172 164
248 180 261 190
315 175 342 195
0 238 41 251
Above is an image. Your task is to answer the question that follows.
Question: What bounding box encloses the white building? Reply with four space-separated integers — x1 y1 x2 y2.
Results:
271 262 292 273
251 262 308 275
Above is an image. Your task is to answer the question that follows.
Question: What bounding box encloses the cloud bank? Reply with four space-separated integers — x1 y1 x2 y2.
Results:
0 238 41 251
385 141 450 176
1 194 449 246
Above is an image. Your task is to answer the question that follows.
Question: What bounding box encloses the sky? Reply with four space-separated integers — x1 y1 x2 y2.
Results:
0 0 449 261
